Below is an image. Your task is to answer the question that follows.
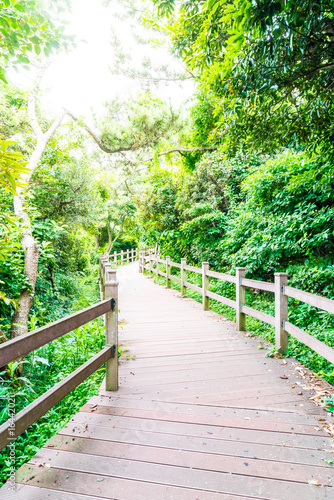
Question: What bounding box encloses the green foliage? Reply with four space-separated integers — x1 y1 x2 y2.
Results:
152 0 334 156
100 92 184 153
0 0 73 82
0 137 28 195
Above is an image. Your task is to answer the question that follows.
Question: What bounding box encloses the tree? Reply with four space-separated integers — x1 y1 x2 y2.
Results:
10 70 67 338
151 0 334 156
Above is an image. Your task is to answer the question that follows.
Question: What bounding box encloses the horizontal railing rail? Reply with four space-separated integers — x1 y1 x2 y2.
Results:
139 252 334 365
99 246 156 272
284 285 334 314
0 300 112 368
0 346 112 450
241 278 275 293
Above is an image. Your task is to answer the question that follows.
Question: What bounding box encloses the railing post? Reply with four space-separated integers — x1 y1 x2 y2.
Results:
202 262 210 311
103 263 112 298
181 258 186 296
236 267 246 331
156 254 160 282
113 251 117 265
127 249 130 263
131 248 134 262
149 252 153 277
275 273 288 355
121 250 124 265
100 257 108 286
104 268 118 391
98 254 103 275
142 254 146 275
166 256 171 288
138 252 142 273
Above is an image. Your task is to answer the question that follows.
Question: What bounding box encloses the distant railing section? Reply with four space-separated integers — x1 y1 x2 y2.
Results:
139 252 334 365
100 246 156 271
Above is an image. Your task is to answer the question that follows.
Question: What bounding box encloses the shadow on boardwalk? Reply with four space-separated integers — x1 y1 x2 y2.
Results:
1 262 333 499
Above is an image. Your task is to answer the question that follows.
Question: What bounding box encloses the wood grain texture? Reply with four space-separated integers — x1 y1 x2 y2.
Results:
3 262 333 500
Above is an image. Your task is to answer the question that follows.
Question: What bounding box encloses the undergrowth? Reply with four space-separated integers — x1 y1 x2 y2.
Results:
150 262 334 386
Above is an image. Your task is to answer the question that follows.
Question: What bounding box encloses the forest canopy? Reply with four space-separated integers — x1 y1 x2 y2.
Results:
1 0 334 487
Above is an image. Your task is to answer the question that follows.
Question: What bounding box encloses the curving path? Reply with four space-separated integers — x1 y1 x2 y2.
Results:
1 261 334 499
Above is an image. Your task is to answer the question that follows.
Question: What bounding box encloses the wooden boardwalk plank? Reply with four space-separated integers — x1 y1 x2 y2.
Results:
13 450 333 498
30 434 333 484
1 262 333 499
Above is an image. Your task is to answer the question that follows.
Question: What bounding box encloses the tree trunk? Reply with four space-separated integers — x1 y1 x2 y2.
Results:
10 199 39 338
94 234 99 251
10 78 66 339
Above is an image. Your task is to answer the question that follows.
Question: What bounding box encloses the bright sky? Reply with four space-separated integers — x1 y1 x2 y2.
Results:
11 0 195 121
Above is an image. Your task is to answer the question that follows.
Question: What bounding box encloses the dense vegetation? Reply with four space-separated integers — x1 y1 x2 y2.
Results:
1 0 334 486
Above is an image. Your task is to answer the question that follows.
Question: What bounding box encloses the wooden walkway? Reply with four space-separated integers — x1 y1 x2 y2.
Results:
2 262 334 499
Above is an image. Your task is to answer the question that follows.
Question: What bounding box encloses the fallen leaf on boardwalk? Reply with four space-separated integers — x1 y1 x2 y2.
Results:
281 360 287 365
97 478 104 482
280 375 288 379
324 423 334 437
292 385 296 388
298 391 303 395
46 444 54 447
318 418 326 422
80 423 88 430
307 479 320 486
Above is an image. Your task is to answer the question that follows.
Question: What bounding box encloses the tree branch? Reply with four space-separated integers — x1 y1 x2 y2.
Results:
143 146 217 162
28 87 43 140
65 109 137 154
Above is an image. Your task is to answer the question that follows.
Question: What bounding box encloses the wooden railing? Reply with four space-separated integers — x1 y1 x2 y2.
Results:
100 246 156 269
139 252 334 365
0 246 141 452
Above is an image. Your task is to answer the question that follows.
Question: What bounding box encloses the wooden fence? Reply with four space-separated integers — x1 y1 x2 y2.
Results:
139 251 334 365
0 245 146 452
100 246 156 269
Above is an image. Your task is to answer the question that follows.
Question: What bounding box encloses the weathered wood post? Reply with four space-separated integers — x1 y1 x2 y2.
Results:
138 251 142 273
100 257 109 287
121 250 124 265
166 256 171 288
275 272 288 354
113 251 117 265
156 254 160 282
149 252 153 277
103 263 112 298
126 249 130 263
142 254 146 275
236 267 246 331
104 268 118 391
98 254 103 275
181 258 186 296
202 262 210 311
131 248 134 262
